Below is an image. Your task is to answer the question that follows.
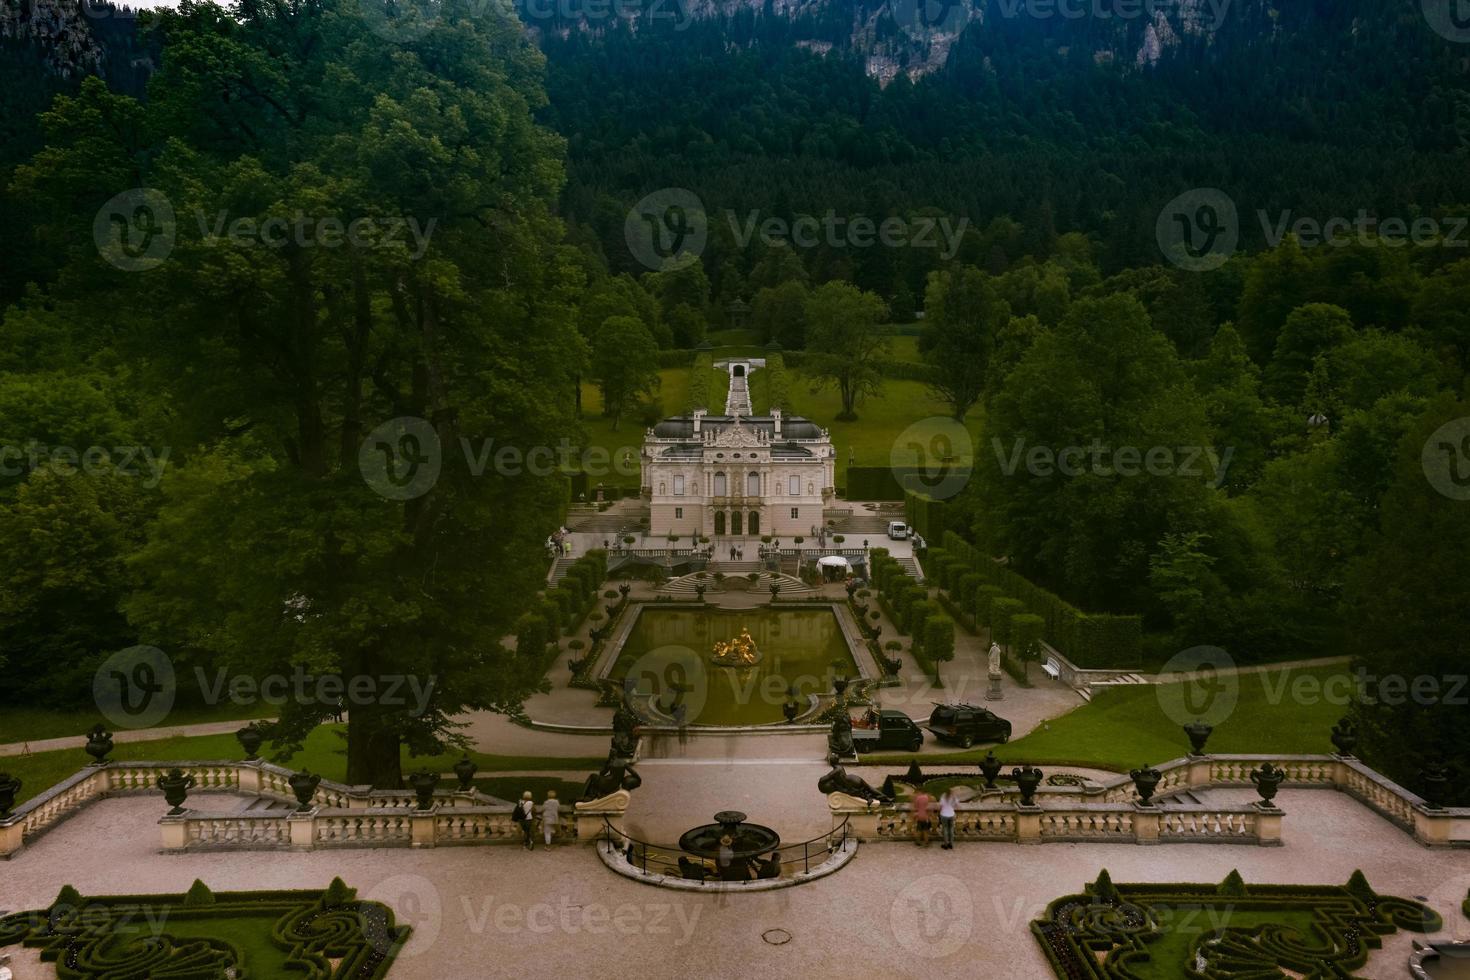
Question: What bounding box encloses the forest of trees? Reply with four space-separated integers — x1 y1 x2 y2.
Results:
0 0 1465 798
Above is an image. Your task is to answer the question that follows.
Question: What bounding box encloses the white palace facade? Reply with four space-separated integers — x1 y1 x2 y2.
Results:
641 409 836 538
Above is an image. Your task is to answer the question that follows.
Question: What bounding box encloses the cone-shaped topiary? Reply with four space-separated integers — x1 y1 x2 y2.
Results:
183 880 216 907
1345 870 1376 904
53 884 83 910
324 877 356 906
1091 869 1119 904
1216 870 1247 897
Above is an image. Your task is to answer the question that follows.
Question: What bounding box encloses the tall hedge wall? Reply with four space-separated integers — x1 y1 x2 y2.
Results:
941 531 1142 668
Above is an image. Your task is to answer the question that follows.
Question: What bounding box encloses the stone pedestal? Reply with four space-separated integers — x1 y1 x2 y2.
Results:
1253 802 1284 845
574 789 631 841
1014 805 1043 843
288 809 317 849
160 813 189 850
237 764 262 796
986 673 1003 701
411 807 438 847
1132 804 1160 844
0 818 24 858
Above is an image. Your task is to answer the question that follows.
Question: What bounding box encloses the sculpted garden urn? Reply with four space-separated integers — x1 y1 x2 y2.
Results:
1420 761 1450 809
84 724 114 764
979 751 1003 789
1011 765 1044 807
409 770 439 810
782 690 800 723
453 755 477 792
618 583 631 599
289 770 321 811
1183 720 1214 756
156 768 196 815
0 772 20 818
1129 765 1162 806
235 723 264 761
1329 718 1358 757
1250 762 1285 806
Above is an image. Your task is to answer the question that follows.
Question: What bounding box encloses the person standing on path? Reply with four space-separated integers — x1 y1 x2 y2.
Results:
541 790 560 847
515 791 535 850
912 788 934 848
938 788 957 849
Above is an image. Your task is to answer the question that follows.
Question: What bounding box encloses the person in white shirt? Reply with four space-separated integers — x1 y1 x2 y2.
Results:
938 788 958 849
542 790 560 847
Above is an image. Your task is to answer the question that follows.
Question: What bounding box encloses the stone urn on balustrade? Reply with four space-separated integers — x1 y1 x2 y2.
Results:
1183 720 1214 757
1420 761 1451 809
453 755 477 792
1250 762 1285 807
1011 766 1044 808
1130 765 1162 806
288 770 321 811
1329 718 1358 758
156 768 196 815
409 770 439 810
235 723 264 761
84 724 114 765
979 751 1003 789
0 772 20 818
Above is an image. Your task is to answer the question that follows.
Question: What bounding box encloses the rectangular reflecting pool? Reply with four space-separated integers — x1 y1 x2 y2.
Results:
605 606 859 726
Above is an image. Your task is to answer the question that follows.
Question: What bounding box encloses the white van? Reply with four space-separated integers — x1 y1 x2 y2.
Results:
887 521 909 540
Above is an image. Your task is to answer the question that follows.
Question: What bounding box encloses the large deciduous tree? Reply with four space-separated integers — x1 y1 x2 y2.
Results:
591 315 659 430
20 0 581 786
920 266 1010 421
802 281 887 421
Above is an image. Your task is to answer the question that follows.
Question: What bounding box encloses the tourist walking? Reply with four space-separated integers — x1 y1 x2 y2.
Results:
515 791 536 850
912 788 933 848
542 790 560 847
938 788 957 849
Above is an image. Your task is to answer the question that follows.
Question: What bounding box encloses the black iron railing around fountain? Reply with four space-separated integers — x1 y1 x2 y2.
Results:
601 816 851 885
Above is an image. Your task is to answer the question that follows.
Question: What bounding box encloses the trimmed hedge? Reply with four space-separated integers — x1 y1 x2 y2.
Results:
765 352 790 410
688 351 715 411
942 530 1142 668
923 615 955 667
990 598 1025 648
905 489 950 543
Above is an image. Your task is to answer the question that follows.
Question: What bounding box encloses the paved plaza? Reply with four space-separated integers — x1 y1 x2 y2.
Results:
3 789 1467 979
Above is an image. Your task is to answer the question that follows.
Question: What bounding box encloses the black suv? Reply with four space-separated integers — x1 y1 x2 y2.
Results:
925 703 1012 748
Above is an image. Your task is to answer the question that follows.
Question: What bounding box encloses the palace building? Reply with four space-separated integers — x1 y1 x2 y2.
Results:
641 409 836 538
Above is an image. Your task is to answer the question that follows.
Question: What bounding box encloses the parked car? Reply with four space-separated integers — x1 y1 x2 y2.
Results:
886 521 909 540
925 703 1012 748
851 709 924 753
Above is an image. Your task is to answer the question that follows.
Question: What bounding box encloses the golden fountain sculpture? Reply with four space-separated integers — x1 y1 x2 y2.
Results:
711 626 761 667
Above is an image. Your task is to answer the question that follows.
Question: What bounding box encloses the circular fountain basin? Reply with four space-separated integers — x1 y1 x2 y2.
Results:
678 810 782 861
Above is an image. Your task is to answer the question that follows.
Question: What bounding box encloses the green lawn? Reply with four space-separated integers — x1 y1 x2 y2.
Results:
574 366 693 487
4 724 603 806
782 375 984 469
887 334 924 363
0 700 277 744
473 775 585 804
867 666 1348 770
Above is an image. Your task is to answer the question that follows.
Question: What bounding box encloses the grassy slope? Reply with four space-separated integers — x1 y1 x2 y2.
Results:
867 665 1347 770
5 724 602 807
783 375 984 468
575 366 692 487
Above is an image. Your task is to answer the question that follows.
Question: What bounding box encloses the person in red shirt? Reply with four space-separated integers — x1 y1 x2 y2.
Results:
912 788 934 848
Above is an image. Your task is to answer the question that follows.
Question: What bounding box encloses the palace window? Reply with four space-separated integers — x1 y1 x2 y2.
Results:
788 475 799 496
747 471 760 496
673 475 684 496
714 472 727 496
675 507 683 519
790 507 799 519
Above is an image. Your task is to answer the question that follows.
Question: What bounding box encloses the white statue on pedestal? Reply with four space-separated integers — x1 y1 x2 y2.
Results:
988 642 1002 678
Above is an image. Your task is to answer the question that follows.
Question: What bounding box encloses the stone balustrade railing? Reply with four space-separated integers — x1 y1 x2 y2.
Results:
851 753 1468 848
837 793 1279 845
1 760 631 858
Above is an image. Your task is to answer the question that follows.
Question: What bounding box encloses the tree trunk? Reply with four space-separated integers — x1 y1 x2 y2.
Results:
345 702 403 788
